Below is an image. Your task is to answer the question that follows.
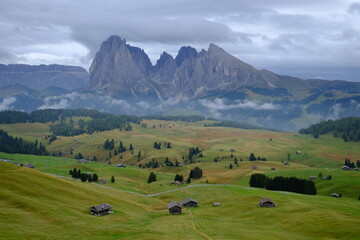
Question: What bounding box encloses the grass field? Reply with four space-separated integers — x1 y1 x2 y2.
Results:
0 162 359 240
0 119 360 239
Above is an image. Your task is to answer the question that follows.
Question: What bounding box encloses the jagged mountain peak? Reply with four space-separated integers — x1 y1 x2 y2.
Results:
175 46 198 66
88 35 310 98
154 52 175 69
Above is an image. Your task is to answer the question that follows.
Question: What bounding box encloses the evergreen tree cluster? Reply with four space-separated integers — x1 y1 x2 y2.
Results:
48 133 57 144
141 158 160 168
249 173 317 195
118 141 127 153
153 141 172 149
249 153 267 161
188 147 202 161
0 130 47 155
69 167 98 182
103 139 115 150
299 117 360 142
189 166 203 179
147 172 157 183
249 173 268 188
344 158 359 168
174 174 184 182
74 153 84 159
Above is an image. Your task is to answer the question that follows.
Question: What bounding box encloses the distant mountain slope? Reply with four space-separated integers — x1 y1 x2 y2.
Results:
0 64 89 90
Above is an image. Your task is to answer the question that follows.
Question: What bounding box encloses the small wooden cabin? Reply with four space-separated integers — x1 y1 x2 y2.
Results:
24 164 35 169
90 203 112 216
182 198 198 207
258 197 276 208
341 165 351 171
167 201 182 214
330 193 340 198
309 176 317 180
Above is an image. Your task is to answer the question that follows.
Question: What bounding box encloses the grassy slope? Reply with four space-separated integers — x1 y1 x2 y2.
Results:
1 120 359 199
0 162 360 240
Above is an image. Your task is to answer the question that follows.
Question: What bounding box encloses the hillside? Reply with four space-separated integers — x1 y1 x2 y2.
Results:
0 159 360 239
1 118 359 199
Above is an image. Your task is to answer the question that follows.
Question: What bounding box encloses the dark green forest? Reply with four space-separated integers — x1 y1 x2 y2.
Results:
0 129 48 155
249 173 317 195
299 117 360 142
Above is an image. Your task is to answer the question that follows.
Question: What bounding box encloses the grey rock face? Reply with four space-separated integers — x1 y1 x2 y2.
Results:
0 64 88 90
88 36 157 98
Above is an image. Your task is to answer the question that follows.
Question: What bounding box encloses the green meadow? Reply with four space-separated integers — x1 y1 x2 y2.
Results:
0 119 359 239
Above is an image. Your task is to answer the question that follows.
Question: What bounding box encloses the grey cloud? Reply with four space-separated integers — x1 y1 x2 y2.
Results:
0 0 360 81
348 2 360 14
0 97 16 111
199 98 280 111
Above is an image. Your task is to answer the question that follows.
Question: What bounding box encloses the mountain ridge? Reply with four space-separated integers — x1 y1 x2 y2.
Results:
88 35 360 101
0 64 89 90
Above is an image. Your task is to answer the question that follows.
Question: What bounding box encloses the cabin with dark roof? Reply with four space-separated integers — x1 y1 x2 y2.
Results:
24 164 35 169
341 165 351 171
258 197 276 208
182 198 198 207
330 193 340 198
89 203 112 216
167 201 182 214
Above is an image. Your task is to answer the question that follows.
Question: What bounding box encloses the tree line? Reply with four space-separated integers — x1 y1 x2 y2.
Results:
299 116 360 142
249 173 317 195
0 129 48 155
143 115 205 122
204 121 268 130
0 109 140 136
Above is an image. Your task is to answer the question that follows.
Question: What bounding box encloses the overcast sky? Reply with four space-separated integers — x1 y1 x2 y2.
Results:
1 0 360 81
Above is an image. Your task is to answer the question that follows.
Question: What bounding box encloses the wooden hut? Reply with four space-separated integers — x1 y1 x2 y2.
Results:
24 164 35 169
89 203 112 216
258 197 276 208
330 193 340 198
341 165 351 171
182 198 198 207
167 201 182 214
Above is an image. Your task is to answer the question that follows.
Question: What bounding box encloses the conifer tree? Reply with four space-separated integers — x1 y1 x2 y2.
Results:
111 176 115 183
147 172 157 183
92 173 98 182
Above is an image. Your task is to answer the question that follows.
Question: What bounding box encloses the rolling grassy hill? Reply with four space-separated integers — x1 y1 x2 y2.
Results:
0 118 360 238
0 161 359 239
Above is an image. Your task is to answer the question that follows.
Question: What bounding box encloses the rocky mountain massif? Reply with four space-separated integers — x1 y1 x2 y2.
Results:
1 35 360 131
88 35 360 101
0 64 88 90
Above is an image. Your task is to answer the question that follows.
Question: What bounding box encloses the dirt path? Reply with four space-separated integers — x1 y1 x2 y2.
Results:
189 210 213 240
